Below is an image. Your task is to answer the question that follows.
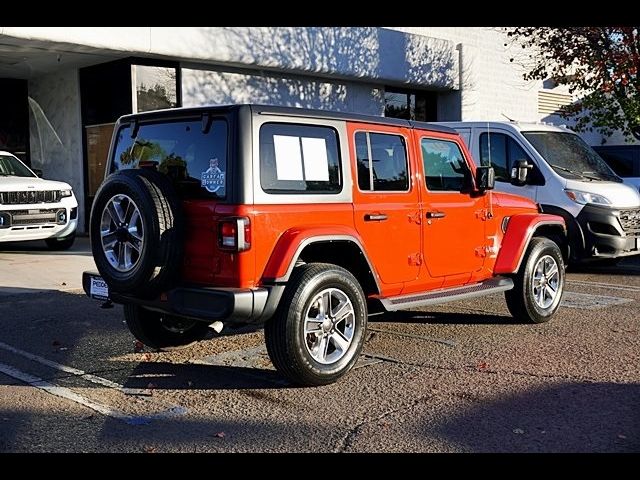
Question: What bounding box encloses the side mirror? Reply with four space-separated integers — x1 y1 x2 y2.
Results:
510 159 532 186
32 168 43 178
476 165 495 192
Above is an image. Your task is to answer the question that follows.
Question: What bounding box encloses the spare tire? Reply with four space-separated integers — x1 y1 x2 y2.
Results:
90 168 184 298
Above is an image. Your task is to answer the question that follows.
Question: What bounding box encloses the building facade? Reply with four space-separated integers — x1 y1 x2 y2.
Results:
0 27 574 231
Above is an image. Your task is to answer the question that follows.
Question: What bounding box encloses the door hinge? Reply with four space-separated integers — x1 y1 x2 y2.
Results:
408 253 423 266
407 211 422 224
475 209 494 221
474 246 487 257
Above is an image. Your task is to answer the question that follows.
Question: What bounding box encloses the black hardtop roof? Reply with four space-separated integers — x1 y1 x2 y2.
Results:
118 104 457 135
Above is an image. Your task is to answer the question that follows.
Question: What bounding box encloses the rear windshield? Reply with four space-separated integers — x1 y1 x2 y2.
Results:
111 118 228 198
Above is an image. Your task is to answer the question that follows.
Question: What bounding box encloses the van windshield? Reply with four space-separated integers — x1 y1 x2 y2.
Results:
522 131 620 182
111 117 228 198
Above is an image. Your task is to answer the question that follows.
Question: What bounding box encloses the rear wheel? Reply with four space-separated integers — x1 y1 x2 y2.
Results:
265 263 368 386
45 232 76 251
505 237 565 324
124 304 211 350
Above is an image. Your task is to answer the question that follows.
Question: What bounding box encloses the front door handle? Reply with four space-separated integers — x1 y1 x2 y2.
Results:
426 211 446 219
364 213 388 222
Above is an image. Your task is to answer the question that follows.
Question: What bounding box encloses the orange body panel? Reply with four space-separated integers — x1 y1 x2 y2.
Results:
180 118 559 299
494 213 565 274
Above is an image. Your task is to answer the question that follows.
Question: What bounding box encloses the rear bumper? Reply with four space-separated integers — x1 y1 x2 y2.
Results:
82 271 283 325
575 204 640 260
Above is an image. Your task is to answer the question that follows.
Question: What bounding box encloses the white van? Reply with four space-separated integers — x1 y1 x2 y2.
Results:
438 122 640 263
0 151 78 250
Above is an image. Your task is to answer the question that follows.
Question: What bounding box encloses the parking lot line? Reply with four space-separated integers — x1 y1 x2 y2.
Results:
0 361 132 422
0 340 188 424
0 340 124 390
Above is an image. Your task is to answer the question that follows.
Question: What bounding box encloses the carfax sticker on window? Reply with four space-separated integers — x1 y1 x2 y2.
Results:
201 158 225 194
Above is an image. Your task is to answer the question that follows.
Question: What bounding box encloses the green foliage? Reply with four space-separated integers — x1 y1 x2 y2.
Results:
506 27 640 142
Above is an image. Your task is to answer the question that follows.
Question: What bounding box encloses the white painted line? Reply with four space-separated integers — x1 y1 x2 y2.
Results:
0 340 122 390
0 340 188 422
567 280 640 293
0 361 131 422
561 291 634 310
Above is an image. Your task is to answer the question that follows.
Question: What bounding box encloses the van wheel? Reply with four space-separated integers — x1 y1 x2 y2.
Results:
45 233 76 251
265 263 368 386
505 237 565 324
90 169 183 298
124 304 211 351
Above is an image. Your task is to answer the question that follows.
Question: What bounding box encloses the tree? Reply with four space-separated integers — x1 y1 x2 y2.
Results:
506 27 640 141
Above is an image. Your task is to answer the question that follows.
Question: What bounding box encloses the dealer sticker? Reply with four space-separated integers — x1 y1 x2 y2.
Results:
201 158 225 194
90 277 109 300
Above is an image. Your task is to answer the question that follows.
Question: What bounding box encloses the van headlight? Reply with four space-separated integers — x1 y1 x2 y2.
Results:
60 190 73 198
564 189 611 206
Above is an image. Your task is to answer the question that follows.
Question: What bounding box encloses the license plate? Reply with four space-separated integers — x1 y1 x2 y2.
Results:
89 276 109 301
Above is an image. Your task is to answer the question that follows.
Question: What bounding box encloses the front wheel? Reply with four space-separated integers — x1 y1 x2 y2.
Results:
265 263 368 386
124 304 211 350
505 237 565 324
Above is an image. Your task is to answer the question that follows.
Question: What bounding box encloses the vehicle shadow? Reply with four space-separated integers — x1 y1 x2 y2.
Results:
568 257 640 276
119 360 290 391
0 238 91 256
428 381 640 452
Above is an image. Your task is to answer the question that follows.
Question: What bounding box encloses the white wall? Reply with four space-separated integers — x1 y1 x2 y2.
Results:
390 27 542 123
182 67 384 115
1 27 458 91
28 69 85 231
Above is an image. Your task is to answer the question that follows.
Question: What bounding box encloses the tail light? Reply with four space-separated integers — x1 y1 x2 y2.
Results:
218 217 251 252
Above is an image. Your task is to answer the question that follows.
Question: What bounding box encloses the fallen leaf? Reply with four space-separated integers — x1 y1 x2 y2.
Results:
59 347 68 352
215 432 226 438
134 341 144 353
476 361 489 371
143 446 156 453
513 428 524 435
618 434 627 440
142 353 152 361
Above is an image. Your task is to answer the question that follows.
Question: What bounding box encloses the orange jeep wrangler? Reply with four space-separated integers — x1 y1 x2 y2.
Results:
83 105 567 386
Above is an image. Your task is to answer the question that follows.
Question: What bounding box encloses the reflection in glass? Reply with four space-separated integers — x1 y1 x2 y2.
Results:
133 65 178 113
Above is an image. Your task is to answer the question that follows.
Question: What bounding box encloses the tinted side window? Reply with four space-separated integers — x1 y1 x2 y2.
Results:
259 123 342 194
480 132 535 183
356 132 409 192
480 133 508 181
422 138 470 191
112 118 228 198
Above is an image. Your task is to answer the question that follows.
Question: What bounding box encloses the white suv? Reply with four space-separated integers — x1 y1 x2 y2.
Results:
0 151 78 250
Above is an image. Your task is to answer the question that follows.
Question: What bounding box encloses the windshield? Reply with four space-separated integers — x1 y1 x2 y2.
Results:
522 131 620 182
0 154 36 178
111 118 228 199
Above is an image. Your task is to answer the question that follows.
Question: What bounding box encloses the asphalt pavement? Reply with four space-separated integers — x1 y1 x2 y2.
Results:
0 238 638 452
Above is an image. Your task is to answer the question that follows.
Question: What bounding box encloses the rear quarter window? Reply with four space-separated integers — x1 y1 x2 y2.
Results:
259 123 342 194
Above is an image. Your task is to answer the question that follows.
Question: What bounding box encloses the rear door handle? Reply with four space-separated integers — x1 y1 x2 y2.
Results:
426 211 446 219
364 213 388 222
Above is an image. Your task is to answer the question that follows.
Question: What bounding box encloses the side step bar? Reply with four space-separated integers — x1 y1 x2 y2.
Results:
379 277 514 312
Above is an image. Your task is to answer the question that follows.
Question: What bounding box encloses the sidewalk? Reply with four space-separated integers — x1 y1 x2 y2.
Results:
0 236 95 296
